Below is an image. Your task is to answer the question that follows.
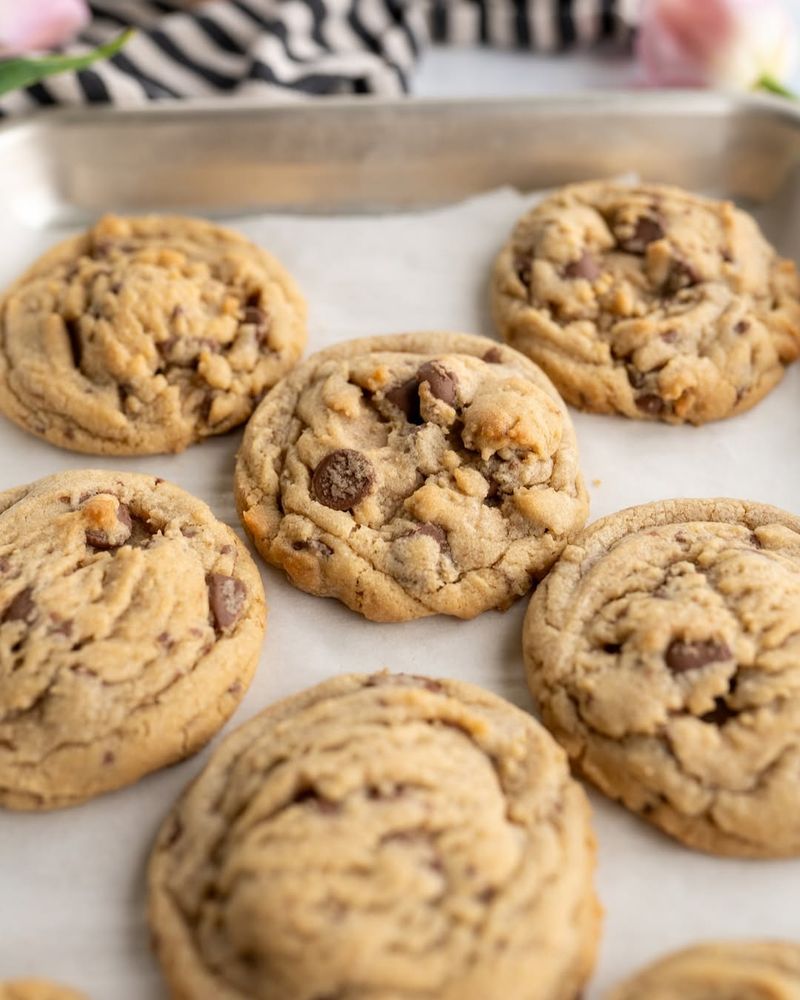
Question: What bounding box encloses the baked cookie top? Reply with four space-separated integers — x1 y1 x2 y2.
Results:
0 469 266 810
0 983 88 1000
524 497 800 857
0 215 307 454
492 181 800 424
235 332 588 622
148 672 600 1000
607 941 800 1000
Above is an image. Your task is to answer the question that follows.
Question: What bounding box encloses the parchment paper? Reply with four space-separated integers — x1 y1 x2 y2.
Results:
1 186 799 998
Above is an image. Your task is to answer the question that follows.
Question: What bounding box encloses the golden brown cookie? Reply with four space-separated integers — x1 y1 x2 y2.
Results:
0 469 266 809
606 941 800 999
148 672 601 1000
492 181 800 424
0 982 87 1000
235 332 588 622
0 214 307 454
524 497 800 857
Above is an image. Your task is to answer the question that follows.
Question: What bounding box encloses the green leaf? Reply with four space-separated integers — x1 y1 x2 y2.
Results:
0 29 134 98
754 74 797 99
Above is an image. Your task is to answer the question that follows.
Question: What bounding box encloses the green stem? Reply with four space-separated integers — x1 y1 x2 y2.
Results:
755 74 797 99
0 29 134 98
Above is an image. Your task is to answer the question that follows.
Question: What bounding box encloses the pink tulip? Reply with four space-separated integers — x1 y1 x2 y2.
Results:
636 0 798 89
0 0 89 57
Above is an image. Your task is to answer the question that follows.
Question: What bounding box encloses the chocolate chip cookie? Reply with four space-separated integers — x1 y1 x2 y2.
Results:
492 181 800 424
0 469 266 810
148 672 601 1000
524 498 800 857
235 332 588 622
607 941 800 999
0 984 88 1000
0 215 307 454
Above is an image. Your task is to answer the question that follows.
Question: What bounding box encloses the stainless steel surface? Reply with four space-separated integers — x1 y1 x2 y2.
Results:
1 93 800 999
1 92 800 227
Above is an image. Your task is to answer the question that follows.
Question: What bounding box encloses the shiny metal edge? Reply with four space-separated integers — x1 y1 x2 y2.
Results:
1 90 800 225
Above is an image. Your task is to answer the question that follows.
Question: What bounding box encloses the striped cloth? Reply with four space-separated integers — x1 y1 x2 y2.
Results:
0 0 632 115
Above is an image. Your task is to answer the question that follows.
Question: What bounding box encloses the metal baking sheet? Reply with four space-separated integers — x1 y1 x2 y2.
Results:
0 93 799 999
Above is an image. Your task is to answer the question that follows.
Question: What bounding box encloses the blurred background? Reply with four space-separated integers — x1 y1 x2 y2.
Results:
2 0 800 113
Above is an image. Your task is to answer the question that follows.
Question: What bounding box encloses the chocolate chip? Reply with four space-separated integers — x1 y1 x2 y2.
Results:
700 697 738 726
102 751 116 765
110 281 122 295
385 377 422 424
482 347 503 363
85 502 133 551
635 393 664 416
735 320 750 334
207 574 246 630
418 361 458 407
665 639 732 673
312 449 375 511
661 329 678 343
2 587 35 625
664 260 700 295
564 251 601 281
626 366 646 389
603 642 622 654
292 539 334 557
413 522 447 546
619 216 665 253
243 305 271 344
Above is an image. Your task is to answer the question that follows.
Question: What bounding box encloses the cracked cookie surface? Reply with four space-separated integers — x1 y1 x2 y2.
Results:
0 469 266 810
524 498 800 857
492 181 800 424
0 983 88 1000
235 332 587 622
0 215 307 454
148 672 600 1000
606 941 800 1000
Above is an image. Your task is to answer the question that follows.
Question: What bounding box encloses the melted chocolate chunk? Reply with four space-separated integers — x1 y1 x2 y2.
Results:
564 251 601 281
85 502 134 550
619 216 665 254
2 586 35 625
385 377 422 424
664 260 700 295
482 347 503 363
207 573 247 630
418 361 458 407
626 366 646 389
292 539 334 557
243 305 271 343
413 522 447 546
312 449 375 511
666 639 732 673
635 393 665 416
735 320 750 334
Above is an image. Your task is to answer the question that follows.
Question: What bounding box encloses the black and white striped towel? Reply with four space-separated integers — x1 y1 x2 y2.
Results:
0 0 632 115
